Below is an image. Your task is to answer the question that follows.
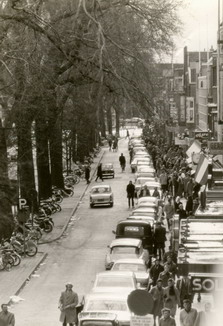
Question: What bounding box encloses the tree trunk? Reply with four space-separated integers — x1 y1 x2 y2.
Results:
17 117 35 202
49 118 64 188
0 119 14 240
106 106 113 135
35 117 52 200
99 105 106 138
115 108 120 137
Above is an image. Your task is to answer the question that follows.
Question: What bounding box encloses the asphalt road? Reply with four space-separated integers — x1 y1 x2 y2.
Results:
11 133 140 326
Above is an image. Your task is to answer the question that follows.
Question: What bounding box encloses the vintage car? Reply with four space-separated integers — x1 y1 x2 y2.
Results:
105 238 149 270
134 177 157 193
137 196 158 206
111 258 149 289
127 215 155 228
112 220 153 253
78 312 119 326
131 207 157 218
91 271 137 294
82 292 131 326
101 163 115 178
142 182 162 198
135 166 155 179
131 158 151 173
89 185 113 208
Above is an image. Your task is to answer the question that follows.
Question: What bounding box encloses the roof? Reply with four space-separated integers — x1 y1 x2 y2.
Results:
117 219 152 226
110 238 142 247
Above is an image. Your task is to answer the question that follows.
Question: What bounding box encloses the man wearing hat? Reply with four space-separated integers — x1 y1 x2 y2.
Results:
149 279 165 326
59 283 79 326
153 221 166 261
159 308 176 326
180 299 197 326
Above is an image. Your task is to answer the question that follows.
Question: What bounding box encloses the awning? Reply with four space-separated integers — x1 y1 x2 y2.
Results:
186 140 201 157
194 153 209 185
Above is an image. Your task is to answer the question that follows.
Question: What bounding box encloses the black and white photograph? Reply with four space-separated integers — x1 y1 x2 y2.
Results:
0 0 223 325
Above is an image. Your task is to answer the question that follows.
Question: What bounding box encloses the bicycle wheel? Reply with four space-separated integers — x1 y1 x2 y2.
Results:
25 242 38 257
12 253 21 266
43 221 53 233
74 175 80 184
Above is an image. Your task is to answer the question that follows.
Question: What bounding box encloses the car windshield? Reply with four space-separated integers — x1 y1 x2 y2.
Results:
112 246 137 254
113 263 146 272
96 276 133 288
103 164 113 169
82 321 114 326
92 188 110 194
86 300 127 312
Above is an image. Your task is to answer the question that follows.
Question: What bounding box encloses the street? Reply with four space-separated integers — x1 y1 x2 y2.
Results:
10 134 138 326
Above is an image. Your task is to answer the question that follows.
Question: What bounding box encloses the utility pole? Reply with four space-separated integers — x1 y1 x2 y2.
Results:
217 0 223 141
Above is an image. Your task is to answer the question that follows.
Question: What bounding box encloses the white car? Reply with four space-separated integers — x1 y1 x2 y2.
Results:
105 238 149 270
111 259 149 288
138 196 158 206
131 207 157 218
91 271 137 294
89 185 113 208
135 177 157 193
135 166 155 179
143 182 162 198
131 158 151 172
82 292 131 326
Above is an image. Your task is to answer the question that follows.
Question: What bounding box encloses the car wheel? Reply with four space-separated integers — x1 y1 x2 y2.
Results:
90 203 94 208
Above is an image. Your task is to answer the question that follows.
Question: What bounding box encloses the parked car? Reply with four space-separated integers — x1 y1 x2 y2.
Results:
135 166 155 179
89 185 113 208
111 258 149 289
134 177 157 193
112 220 153 252
131 158 151 173
91 271 137 294
127 215 155 228
78 312 119 326
101 163 115 178
137 196 158 206
105 238 149 270
131 207 157 217
143 182 162 198
82 292 131 326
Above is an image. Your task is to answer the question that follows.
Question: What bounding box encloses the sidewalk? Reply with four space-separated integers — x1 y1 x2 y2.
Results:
0 148 105 304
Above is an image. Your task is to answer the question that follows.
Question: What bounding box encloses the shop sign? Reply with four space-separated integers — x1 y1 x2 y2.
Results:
192 276 223 293
195 131 209 140
208 141 223 155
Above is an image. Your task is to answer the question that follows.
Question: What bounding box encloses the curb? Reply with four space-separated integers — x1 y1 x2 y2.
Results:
8 252 48 306
39 150 105 244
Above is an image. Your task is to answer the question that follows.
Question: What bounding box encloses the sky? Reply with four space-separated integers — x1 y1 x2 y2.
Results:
172 0 219 63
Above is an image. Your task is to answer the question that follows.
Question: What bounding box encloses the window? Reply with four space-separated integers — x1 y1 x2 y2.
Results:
200 81 203 88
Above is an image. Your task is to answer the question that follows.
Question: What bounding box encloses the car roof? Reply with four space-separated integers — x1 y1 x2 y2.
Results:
128 215 155 222
96 271 135 277
91 185 111 189
133 207 156 212
117 219 152 226
110 238 142 247
85 292 129 301
144 182 161 187
113 258 145 265
138 196 157 202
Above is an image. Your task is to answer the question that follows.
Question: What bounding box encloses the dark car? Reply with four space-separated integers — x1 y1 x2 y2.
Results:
113 220 153 254
102 163 115 178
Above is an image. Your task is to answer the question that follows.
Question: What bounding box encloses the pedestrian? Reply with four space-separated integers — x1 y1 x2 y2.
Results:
108 139 112 151
149 279 165 326
164 256 177 279
174 196 182 211
159 308 176 326
149 258 164 287
177 204 187 221
119 153 126 172
139 185 151 198
126 129 130 139
126 180 135 208
160 170 168 197
158 265 173 288
164 198 174 231
163 279 180 317
185 196 193 215
95 163 103 182
180 299 197 326
58 282 79 326
152 187 161 199
176 274 193 308
153 221 166 260
85 164 91 184
0 304 15 326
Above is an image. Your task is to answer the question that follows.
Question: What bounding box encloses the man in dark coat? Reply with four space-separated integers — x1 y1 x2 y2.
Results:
95 163 103 182
153 222 166 260
126 181 135 208
119 153 126 172
149 258 164 286
85 164 91 184
176 275 193 308
59 283 78 326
